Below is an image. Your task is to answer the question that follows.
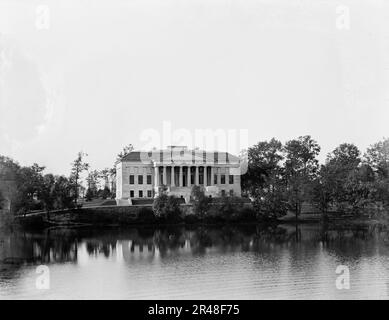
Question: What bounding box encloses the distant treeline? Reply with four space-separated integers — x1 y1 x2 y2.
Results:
241 136 389 219
0 152 113 218
0 156 76 215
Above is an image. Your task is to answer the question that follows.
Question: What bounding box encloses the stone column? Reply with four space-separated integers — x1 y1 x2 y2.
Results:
204 166 207 186
210 166 214 186
195 166 199 185
187 166 191 187
179 166 183 187
171 166 175 187
163 166 167 185
154 166 159 187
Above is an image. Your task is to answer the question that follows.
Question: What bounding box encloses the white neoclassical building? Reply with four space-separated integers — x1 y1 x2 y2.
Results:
116 146 242 205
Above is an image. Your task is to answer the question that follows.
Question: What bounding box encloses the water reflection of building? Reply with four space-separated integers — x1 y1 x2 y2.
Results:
120 240 157 262
3 225 386 268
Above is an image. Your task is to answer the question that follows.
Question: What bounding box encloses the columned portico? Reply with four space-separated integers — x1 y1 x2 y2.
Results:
153 164 230 191
171 165 175 187
154 166 159 187
179 166 183 187
116 146 242 206
187 166 191 187
163 166 167 185
155 165 205 188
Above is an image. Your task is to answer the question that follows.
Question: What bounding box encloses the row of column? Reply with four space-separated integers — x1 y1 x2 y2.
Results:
154 165 222 188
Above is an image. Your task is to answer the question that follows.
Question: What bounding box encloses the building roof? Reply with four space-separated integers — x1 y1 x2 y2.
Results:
121 151 143 162
119 147 240 165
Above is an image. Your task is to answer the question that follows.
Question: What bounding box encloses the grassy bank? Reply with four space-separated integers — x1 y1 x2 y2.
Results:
277 210 389 228
14 203 263 229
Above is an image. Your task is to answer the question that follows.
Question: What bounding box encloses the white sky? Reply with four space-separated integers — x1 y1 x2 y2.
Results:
0 0 388 175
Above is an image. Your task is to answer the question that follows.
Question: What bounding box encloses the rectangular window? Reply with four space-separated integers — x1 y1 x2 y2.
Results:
130 190 134 198
139 190 143 198
129 175 134 184
147 175 152 184
138 175 143 184
221 190 226 197
229 175 234 184
214 152 218 164
221 174 226 184
214 174 218 185
147 190 152 198
229 190 234 196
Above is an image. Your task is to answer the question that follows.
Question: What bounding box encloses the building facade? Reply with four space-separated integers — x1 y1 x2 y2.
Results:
116 146 242 205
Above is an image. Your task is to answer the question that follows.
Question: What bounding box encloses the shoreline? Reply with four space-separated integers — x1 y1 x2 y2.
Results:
11 205 388 230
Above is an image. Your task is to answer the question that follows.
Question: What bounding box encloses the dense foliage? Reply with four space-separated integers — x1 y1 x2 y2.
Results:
0 152 114 219
190 185 211 218
152 187 182 222
0 190 4 210
242 136 389 218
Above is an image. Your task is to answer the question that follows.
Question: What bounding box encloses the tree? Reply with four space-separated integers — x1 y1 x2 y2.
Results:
309 164 333 215
343 164 375 213
324 143 364 213
116 144 134 163
16 163 45 213
218 195 237 217
0 157 19 214
109 144 134 177
97 168 113 199
365 138 389 208
283 135 321 220
365 138 389 178
101 186 111 199
53 176 74 210
99 168 110 189
0 190 4 210
216 196 255 222
190 185 211 219
241 138 288 218
108 167 116 196
152 187 182 222
40 174 56 220
1 156 49 215
85 188 94 201
242 139 284 192
85 169 100 199
70 152 89 205
0 155 21 176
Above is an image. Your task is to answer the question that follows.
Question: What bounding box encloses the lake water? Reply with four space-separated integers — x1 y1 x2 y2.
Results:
1 223 389 299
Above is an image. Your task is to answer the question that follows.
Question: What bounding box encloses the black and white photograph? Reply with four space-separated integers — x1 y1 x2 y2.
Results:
1 0 389 305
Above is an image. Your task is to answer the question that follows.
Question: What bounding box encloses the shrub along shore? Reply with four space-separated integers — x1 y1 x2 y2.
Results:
14 194 260 229
14 200 386 230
